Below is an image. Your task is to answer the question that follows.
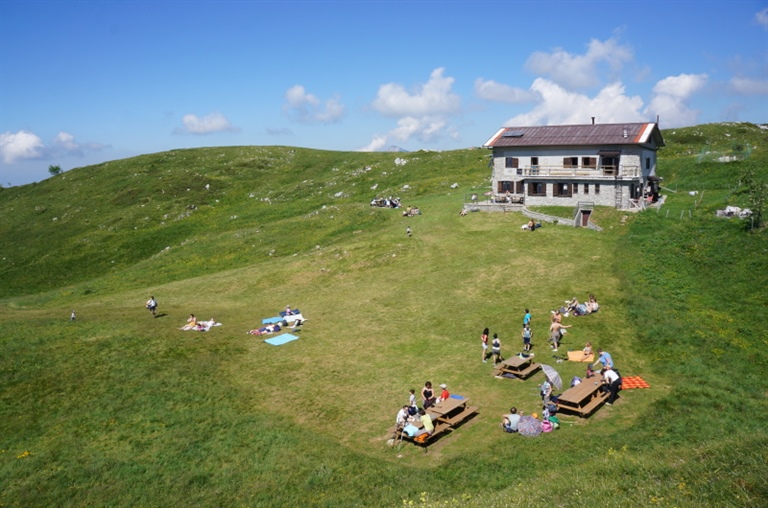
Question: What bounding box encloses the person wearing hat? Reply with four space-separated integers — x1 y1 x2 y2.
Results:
437 383 450 403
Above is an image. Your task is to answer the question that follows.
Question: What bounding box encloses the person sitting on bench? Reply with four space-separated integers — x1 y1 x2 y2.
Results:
414 409 434 438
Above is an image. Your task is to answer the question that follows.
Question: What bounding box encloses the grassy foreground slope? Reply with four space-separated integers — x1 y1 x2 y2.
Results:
1 123 766 507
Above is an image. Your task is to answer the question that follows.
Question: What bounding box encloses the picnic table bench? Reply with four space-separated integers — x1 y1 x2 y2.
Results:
493 354 541 380
392 397 478 447
556 376 608 417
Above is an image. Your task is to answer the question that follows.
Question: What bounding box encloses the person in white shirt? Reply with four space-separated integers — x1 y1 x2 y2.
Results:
602 366 621 405
395 405 410 428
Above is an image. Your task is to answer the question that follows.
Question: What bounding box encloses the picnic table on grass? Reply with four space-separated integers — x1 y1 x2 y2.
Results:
392 397 478 447
556 376 608 417
493 354 541 380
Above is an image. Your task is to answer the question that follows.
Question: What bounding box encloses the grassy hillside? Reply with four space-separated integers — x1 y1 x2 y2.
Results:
1 124 766 507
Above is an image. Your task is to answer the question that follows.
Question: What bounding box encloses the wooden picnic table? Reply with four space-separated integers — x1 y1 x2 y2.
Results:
556 376 608 417
393 397 478 446
493 354 541 380
428 397 466 416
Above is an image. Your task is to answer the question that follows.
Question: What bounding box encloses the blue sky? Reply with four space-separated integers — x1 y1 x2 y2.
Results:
1 0 767 186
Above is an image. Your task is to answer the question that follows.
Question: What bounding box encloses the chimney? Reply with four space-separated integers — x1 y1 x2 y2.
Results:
591 117 595 125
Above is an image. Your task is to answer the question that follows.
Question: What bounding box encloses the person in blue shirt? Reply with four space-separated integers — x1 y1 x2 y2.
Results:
523 309 532 327
596 349 614 369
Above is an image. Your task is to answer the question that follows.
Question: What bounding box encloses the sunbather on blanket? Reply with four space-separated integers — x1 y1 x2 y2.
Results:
181 316 220 331
249 323 281 336
567 342 595 362
195 318 220 331
179 314 197 330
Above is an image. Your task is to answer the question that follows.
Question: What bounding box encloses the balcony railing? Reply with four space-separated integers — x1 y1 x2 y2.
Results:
515 165 640 178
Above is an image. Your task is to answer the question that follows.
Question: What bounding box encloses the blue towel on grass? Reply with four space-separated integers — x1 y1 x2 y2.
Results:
264 333 299 346
262 316 283 325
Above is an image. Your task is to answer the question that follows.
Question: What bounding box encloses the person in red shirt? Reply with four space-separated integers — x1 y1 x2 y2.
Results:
438 383 450 402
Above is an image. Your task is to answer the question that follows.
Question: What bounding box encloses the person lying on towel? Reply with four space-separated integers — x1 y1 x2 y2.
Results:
249 323 281 335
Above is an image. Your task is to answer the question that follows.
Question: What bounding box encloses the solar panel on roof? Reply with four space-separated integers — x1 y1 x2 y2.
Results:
502 130 524 137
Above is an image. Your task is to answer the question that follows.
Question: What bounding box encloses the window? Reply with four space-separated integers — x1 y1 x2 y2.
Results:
528 182 546 196
563 157 578 168
516 168 523 176
498 181 513 192
505 157 519 168
582 157 596 169
583 184 589 194
646 157 651 170
595 184 600 194
573 183 578 195
531 157 539 167
516 181 524 194
556 183 572 197
601 156 619 175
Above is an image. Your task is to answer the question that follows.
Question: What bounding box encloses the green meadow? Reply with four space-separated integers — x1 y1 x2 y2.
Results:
1 123 766 507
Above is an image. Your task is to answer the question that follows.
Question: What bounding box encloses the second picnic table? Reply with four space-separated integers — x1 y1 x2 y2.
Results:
493 354 541 380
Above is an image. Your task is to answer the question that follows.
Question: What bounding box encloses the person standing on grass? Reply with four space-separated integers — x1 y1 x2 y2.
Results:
406 226 412 237
523 308 532 327
549 321 571 352
146 296 158 318
540 378 552 405
595 349 614 369
481 327 490 362
602 365 621 405
408 389 418 415
490 333 503 364
521 323 533 352
70 310 76 322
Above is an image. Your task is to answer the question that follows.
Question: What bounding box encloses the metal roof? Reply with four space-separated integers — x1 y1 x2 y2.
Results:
483 122 665 148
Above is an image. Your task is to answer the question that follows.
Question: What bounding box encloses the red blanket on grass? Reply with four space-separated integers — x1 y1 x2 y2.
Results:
621 376 650 389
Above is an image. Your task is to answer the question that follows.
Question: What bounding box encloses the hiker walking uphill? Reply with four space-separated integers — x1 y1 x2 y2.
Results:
146 296 158 318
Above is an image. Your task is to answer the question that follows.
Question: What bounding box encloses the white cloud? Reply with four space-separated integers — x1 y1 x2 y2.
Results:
756 8 768 30
359 134 388 152
650 73 707 98
525 37 633 89
179 112 239 134
361 68 462 151
54 131 82 155
474 78 538 103
1 130 109 165
371 67 461 117
283 85 345 124
644 73 708 127
504 78 646 126
728 77 768 96
51 131 108 157
0 130 45 163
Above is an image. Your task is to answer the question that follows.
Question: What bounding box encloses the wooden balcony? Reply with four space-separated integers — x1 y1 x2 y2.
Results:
519 165 640 178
